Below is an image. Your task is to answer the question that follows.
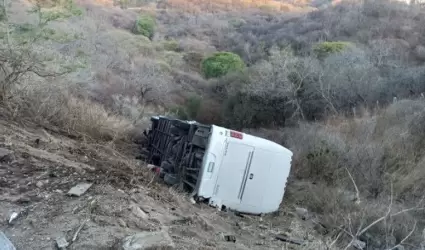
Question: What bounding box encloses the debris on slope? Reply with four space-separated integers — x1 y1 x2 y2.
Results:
8 212 19 225
119 231 175 250
67 183 93 197
0 148 13 162
0 117 318 250
55 236 69 249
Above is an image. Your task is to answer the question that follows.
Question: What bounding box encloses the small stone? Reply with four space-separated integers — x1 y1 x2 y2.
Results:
36 181 44 188
118 219 127 228
131 205 149 219
147 164 156 170
295 207 308 219
8 212 19 224
56 236 69 249
258 224 268 230
120 231 174 250
67 183 93 197
55 189 63 194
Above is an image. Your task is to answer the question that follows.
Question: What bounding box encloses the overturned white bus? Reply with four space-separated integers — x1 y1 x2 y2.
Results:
144 116 293 214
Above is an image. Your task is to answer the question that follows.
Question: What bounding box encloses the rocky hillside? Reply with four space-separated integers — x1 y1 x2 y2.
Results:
1 0 425 249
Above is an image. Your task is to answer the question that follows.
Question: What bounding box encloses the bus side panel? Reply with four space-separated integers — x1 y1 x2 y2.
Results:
239 149 273 209
261 152 292 212
214 142 254 205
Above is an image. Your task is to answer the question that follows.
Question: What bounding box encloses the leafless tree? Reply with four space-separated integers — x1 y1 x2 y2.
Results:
0 0 73 101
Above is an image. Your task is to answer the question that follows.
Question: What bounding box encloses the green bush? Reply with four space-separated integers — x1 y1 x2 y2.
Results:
201 52 245 79
162 40 180 52
313 41 352 59
133 15 156 40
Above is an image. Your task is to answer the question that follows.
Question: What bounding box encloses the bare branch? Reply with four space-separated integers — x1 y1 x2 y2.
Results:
387 221 417 250
345 167 361 205
358 182 393 236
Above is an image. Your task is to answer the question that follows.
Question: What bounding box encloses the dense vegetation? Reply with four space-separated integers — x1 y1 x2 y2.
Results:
201 52 245 79
132 14 155 39
3 0 425 248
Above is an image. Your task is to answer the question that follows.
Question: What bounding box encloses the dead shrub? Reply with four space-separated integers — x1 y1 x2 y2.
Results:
283 100 425 248
11 81 134 141
91 57 172 116
195 98 222 125
408 109 425 152
374 100 425 138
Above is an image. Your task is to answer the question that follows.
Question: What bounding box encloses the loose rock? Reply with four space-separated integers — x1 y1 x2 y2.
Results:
8 212 19 224
120 231 174 250
118 219 127 228
295 207 308 220
0 148 13 162
36 181 44 188
67 183 93 197
131 205 149 220
55 236 69 249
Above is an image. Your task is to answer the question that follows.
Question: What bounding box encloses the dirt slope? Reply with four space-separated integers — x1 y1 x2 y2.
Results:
0 120 311 250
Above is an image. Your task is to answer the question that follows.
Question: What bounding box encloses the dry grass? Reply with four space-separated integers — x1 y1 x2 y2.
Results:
8 79 136 142
163 0 315 12
276 99 425 248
